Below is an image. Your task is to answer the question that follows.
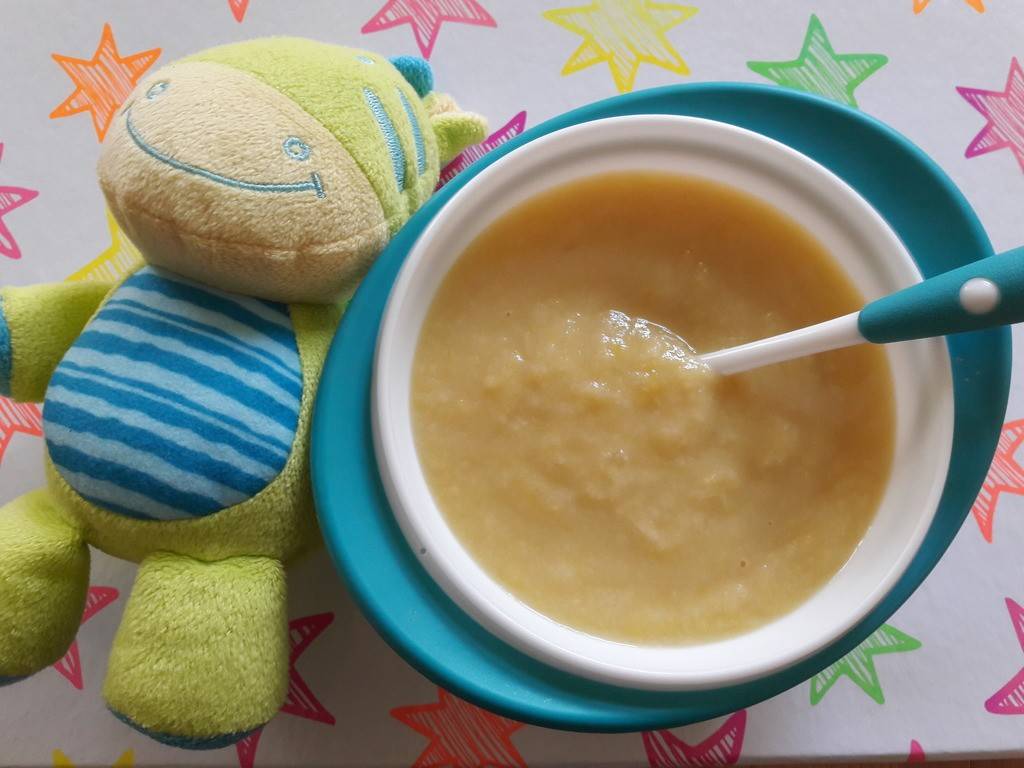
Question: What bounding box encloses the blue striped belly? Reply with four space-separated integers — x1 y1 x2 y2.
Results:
44 266 302 521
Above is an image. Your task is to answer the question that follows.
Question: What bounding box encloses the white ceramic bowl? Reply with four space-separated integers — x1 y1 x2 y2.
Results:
373 115 953 691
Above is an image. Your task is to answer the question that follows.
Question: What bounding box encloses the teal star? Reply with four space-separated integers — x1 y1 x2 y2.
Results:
747 15 888 108
810 623 922 704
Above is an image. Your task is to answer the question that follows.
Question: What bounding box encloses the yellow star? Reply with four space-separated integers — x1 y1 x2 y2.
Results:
66 210 143 283
543 0 698 93
52 749 134 767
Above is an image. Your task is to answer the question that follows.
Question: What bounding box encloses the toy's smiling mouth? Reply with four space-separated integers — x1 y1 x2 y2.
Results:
125 110 326 199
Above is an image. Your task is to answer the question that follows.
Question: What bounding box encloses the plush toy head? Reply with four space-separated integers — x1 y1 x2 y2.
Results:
97 38 486 304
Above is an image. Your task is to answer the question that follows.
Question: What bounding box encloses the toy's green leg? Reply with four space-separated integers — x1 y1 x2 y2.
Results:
0 489 89 684
104 553 288 749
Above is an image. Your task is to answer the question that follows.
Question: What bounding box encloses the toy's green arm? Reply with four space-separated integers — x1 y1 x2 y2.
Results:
0 281 112 402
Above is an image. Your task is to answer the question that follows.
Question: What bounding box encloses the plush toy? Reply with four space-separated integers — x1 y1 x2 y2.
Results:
0 37 484 748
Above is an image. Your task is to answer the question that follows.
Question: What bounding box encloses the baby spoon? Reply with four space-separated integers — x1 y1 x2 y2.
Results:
699 246 1024 375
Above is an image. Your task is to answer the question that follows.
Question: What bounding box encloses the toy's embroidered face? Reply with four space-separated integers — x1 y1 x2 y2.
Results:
97 61 389 304
123 80 326 199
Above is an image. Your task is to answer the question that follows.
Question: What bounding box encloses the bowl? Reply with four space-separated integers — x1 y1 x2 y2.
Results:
314 84 1010 728
371 115 954 691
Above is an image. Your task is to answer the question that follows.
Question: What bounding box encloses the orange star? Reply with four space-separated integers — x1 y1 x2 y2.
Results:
392 688 526 768
0 397 42 464
971 419 1024 541
50 24 161 141
913 0 985 12
228 0 251 22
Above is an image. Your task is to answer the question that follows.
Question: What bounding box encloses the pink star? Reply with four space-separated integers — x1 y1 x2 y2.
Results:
643 710 747 767
280 612 336 724
957 58 1024 172
971 419 1024 542
362 0 497 59
234 613 336 768
0 398 43 464
985 598 1024 714
438 110 526 189
0 182 39 260
53 586 119 690
235 730 262 768
908 739 926 763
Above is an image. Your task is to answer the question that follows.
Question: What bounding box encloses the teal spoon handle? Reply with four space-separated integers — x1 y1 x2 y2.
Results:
859 246 1024 343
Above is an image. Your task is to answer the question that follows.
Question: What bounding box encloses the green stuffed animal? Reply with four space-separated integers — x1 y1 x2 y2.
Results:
0 37 485 748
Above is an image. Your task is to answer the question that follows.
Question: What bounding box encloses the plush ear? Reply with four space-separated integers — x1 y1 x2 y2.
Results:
431 111 488 164
389 55 433 97
422 92 487 164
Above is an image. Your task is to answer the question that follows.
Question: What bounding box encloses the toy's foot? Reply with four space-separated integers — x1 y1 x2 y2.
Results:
108 709 259 750
0 489 89 681
104 553 288 747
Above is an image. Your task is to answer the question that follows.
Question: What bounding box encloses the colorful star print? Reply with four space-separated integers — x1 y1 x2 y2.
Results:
280 612 336 724
914 0 985 12
908 739 926 762
52 749 134 767
810 624 922 704
53 586 119 690
438 110 527 188
391 688 526 768
228 0 251 22
234 613 336 768
0 183 38 261
544 1 697 93
985 598 1024 715
66 210 144 283
0 398 43 464
235 730 262 768
643 710 747 767
50 24 161 141
957 58 1024 172
362 1 496 59
0 140 39 262
970 419 1024 541
747 14 888 108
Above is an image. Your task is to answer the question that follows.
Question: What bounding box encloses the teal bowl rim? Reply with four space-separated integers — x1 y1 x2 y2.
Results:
311 82 1011 732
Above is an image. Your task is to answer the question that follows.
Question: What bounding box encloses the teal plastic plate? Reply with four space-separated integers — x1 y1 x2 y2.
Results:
311 83 1011 732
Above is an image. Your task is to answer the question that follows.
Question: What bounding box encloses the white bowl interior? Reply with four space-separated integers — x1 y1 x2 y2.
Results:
374 116 954 690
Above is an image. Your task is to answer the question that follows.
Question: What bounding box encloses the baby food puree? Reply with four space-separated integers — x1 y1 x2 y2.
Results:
412 172 894 645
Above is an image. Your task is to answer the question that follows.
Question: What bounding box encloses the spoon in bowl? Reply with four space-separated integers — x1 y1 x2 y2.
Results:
699 246 1024 375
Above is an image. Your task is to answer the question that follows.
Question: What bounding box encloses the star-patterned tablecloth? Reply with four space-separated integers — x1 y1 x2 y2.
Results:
1 1 1024 766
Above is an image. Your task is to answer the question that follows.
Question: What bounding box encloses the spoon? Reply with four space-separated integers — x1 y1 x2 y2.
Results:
699 246 1024 375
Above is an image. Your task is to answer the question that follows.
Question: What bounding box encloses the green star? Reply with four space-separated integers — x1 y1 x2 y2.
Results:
810 623 922 705
747 14 888 108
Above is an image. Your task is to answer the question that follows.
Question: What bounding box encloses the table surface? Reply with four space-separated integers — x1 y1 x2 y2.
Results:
2 1 1023 766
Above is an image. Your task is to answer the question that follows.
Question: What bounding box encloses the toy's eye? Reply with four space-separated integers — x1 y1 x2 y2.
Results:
146 81 169 99
282 136 311 161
